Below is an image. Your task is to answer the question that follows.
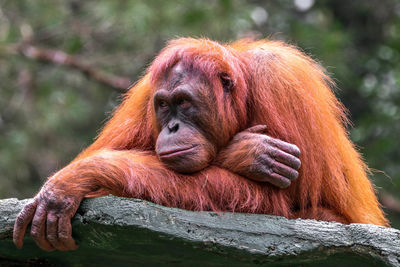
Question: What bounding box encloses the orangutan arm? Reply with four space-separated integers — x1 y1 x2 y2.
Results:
13 150 180 252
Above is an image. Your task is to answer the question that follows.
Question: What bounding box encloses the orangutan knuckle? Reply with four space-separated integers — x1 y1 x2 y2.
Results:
269 155 278 166
45 198 68 213
271 163 279 173
262 134 272 143
262 166 273 177
262 157 273 169
267 147 278 158
45 196 59 207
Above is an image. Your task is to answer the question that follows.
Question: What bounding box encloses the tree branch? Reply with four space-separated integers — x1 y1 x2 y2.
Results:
8 43 132 91
1 196 400 266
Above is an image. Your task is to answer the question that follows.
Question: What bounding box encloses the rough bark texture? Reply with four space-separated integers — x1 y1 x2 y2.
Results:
0 196 399 266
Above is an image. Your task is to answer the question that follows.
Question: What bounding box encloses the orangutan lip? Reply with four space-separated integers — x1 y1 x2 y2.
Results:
159 145 198 158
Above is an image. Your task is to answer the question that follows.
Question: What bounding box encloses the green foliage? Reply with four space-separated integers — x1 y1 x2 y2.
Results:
0 0 399 226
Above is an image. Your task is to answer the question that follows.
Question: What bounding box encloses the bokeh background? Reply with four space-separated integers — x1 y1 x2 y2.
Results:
0 0 399 228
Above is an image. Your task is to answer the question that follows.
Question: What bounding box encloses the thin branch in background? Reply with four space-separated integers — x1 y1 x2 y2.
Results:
8 43 132 91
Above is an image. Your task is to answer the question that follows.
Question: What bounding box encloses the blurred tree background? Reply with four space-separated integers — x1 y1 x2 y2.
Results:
0 0 399 228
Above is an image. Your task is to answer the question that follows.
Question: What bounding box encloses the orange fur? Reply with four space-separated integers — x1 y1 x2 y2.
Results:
60 38 387 226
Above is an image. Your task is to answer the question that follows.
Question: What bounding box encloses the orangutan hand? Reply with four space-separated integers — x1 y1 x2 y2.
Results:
216 125 301 188
13 180 82 251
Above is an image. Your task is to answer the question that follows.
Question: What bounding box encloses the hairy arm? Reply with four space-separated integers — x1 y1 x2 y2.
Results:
13 150 183 251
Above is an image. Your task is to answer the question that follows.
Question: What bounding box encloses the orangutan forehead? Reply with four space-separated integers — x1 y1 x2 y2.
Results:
160 61 210 90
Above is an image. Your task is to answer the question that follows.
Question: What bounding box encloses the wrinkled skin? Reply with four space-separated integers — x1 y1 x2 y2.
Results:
153 62 219 173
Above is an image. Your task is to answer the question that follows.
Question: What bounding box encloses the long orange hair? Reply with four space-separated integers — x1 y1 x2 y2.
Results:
77 38 388 226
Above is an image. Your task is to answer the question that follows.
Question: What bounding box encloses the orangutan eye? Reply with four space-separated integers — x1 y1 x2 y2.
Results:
159 100 168 108
177 99 191 109
219 73 233 92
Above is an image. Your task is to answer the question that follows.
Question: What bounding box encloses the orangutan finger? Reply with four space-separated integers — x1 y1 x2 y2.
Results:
259 168 291 189
245 125 268 134
46 213 68 251
272 149 301 170
272 161 299 181
30 204 54 251
265 137 301 157
58 217 78 250
13 200 37 249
